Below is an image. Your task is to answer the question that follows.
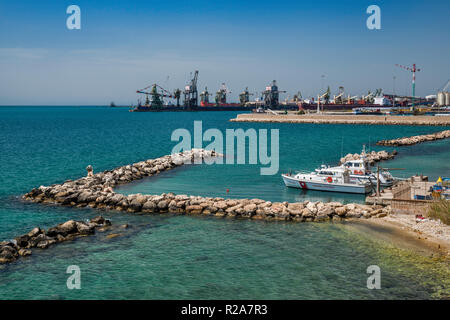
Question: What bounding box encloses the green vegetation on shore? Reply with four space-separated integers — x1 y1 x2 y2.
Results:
427 200 450 225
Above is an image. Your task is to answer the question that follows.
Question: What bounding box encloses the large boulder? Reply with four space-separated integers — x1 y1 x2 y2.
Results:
76 222 95 235
128 198 143 211
90 216 105 225
243 203 257 213
301 208 314 218
157 200 169 211
186 205 203 214
306 202 318 214
14 235 30 248
142 200 156 213
46 220 77 237
335 206 347 217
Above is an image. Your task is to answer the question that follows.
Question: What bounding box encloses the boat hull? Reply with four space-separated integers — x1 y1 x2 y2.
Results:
282 174 371 194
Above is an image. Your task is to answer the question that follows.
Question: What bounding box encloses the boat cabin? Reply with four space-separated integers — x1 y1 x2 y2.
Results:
342 159 370 175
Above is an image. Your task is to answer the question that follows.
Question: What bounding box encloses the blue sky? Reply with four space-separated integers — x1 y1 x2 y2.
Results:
0 0 449 105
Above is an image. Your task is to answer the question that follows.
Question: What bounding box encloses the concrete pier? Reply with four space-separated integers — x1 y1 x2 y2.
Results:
230 113 450 126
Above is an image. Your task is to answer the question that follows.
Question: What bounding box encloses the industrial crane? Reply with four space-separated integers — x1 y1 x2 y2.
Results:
374 88 383 97
136 84 173 108
184 70 199 108
239 87 253 105
200 87 212 104
333 86 345 104
438 79 450 92
346 95 358 104
263 80 286 108
362 90 375 104
396 63 421 110
215 83 231 105
316 89 329 113
293 91 302 103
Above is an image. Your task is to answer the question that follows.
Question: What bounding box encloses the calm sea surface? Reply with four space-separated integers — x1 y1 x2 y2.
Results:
0 106 449 299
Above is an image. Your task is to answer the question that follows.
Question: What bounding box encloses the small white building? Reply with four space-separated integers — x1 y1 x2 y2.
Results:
374 96 392 106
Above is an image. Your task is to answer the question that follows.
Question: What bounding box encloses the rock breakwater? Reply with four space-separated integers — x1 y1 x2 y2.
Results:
339 150 397 165
0 216 111 264
377 130 450 146
22 149 391 234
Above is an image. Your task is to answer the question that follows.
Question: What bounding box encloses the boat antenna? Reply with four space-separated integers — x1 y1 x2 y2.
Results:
340 136 344 159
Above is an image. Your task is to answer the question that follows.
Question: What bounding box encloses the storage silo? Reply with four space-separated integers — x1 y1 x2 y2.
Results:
437 92 446 106
445 92 450 106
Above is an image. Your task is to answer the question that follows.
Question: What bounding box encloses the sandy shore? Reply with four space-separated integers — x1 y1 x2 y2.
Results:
230 113 450 126
356 214 450 257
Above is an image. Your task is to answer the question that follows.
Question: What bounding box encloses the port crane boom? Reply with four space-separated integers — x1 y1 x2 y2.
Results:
439 79 450 92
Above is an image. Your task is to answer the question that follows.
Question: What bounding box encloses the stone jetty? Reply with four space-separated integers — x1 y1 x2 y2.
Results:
230 113 450 126
0 216 111 264
339 150 397 165
22 149 391 235
377 130 450 146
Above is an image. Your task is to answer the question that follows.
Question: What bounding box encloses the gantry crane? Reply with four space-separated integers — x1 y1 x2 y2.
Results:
184 70 199 108
215 83 231 105
239 87 253 105
293 91 302 103
263 80 286 108
200 87 212 104
136 84 173 108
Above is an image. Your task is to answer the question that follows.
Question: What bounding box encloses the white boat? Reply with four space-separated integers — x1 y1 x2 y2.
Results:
282 166 372 194
341 159 394 186
340 149 395 186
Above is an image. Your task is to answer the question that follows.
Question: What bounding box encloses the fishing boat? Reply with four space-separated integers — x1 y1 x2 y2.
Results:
281 166 372 194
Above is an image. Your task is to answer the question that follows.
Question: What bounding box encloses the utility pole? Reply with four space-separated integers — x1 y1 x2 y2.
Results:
393 75 396 107
395 63 421 111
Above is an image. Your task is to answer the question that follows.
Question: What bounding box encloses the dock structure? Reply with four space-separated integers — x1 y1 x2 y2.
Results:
230 113 450 126
366 175 437 215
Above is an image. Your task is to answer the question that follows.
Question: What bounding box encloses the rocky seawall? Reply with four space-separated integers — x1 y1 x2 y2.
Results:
377 130 450 146
0 216 111 264
339 150 397 165
22 149 391 236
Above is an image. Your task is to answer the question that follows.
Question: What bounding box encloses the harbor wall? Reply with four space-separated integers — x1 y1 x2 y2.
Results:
230 114 450 126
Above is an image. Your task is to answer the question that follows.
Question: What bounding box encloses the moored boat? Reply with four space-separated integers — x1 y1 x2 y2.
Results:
340 158 395 186
282 166 372 194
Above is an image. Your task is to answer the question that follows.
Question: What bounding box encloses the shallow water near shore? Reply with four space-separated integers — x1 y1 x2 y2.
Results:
0 106 449 299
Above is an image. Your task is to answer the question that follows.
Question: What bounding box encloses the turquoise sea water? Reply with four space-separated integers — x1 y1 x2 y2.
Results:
0 106 449 299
